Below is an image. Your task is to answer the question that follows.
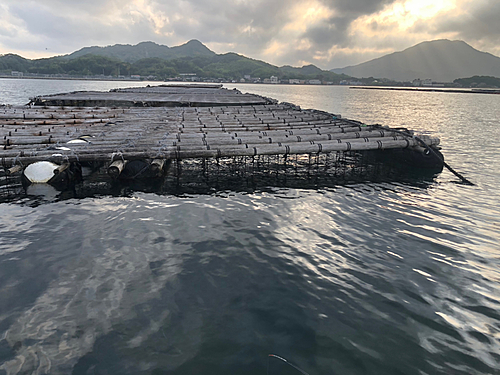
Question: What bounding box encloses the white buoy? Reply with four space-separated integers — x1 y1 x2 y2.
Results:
23 161 59 183
67 139 88 144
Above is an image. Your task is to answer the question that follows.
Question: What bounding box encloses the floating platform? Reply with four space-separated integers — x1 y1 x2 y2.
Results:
30 84 271 107
1 85 443 199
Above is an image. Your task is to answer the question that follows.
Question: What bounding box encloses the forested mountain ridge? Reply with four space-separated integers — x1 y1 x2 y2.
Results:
64 40 216 62
0 41 348 82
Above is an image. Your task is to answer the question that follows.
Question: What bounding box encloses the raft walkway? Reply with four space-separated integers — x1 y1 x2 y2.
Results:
0 85 440 182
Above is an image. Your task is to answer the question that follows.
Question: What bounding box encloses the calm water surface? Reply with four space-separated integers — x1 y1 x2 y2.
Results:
0 79 499 374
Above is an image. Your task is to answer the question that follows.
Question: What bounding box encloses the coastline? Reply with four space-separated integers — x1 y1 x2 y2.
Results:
350 86 500 95
2 75 499 94
0 75 144 82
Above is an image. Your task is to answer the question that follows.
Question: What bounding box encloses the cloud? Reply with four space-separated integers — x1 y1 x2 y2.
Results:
1 0 500 69
429 0 500 55
301 0 397 46
1 0 165 56
151 0 300 57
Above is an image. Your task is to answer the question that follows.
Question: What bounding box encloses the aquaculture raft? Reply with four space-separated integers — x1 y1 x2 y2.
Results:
30 84 270 107
1 85 441 191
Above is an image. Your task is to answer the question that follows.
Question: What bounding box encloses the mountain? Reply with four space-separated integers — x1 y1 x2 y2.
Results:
280 64 324 76
65 39 216 62
0 49 346 83
1 40 347 82
331 40 500 82
0 54 32 71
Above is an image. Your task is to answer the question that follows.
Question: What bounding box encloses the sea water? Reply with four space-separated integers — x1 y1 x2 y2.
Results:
0 79 499 374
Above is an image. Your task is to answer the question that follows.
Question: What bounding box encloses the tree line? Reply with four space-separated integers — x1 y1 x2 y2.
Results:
453 76 500 88
0 53 348 82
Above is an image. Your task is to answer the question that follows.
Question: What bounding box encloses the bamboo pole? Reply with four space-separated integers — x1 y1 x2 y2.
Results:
108 160 126 178
150 159 165 176
53 163 70 175
1 128 431 155
0 129 405 152
0 137 440 165
6 165 22 175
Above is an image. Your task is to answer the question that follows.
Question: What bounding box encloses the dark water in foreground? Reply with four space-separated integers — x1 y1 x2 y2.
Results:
0 80 500 375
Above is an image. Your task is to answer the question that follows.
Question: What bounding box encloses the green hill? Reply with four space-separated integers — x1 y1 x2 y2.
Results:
454 76 500 88
65 40 216 62
0 54 32 72
280 64 324 76
0 40 348 82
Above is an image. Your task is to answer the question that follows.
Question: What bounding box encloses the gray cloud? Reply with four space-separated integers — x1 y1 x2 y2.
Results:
1 0 500 69
2 1 163 54
434 1 500 42
303 17 351 48
320 0 395 17
403 0 500 58
302 0 398 50
153 0 298 56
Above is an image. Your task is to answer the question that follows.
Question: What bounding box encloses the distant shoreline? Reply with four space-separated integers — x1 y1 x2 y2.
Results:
2 76 499 94
0 75 145 82
350 86 500 95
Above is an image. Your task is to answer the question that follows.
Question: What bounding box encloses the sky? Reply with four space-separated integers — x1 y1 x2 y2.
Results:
1 0 499 69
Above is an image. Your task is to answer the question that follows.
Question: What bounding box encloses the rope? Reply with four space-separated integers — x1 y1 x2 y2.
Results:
13 153 24 168
156 144 168 159
123 139 136 148
111 151 124 162
368 124 475 186
267 354 310 375
70 149 80 162
130 162 150 179
413 135 474 185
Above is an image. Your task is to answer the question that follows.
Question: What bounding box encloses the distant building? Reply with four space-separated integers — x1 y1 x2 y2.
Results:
11 71 23 77
270 76 279 84
340 80 363 85
179 73 197 82
414 79 433 86
413 79 445 87
308 79 321 85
